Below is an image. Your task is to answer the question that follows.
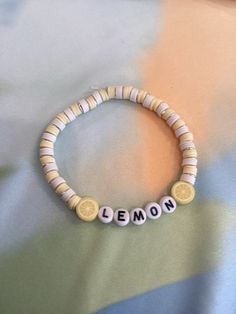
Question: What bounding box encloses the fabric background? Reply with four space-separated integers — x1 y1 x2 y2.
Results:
1 1 236 313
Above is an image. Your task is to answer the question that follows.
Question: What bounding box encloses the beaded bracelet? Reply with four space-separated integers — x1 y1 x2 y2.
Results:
39 86 197 227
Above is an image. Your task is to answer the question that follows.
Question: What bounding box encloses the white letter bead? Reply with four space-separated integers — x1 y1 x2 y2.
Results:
175 125 189 138
79 99 90 113
145 202 162 220
156 102 169 116
130 88 139 102
143 95 155 108
114 209 130 226
182 158 198 166
180 174 196 185
160 196 177 214
98 206 114 223
130 208 147 225
64 108 76 121
167 113 180 127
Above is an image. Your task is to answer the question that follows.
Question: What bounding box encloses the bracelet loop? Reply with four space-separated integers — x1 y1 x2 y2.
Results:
39 86 198 226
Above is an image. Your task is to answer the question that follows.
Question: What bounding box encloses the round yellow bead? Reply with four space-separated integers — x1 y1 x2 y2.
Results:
171 181 195 205
76 197 99 222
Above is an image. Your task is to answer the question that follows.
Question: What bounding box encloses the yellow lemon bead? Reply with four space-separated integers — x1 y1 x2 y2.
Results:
76 197 99 222
171 181 195 205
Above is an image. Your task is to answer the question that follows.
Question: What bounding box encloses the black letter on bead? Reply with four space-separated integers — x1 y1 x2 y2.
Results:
150 206 159 216
133 210 145 221
118 210 126 221
165 200 174 211
102 208 109 218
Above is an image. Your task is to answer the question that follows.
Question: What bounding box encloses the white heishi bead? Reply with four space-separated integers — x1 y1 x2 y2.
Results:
130 208 147 225
40 147 54 157
115 86 123 99
145 202 162 220
64 108 76 121
182 158 198 166
180 174 196 185
167 113 180 127
50 177 65 189
42 132 56 143
61 188 76 202
79 99 90 113
51 118 65 131
43 163 58 174
179 141 195 151
175 125 189 138
114 209 130 226
160 196 177 214
98 206 114 223
156 102 169 116
93 91 103 105
130 88 139 103
143 95 155 108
